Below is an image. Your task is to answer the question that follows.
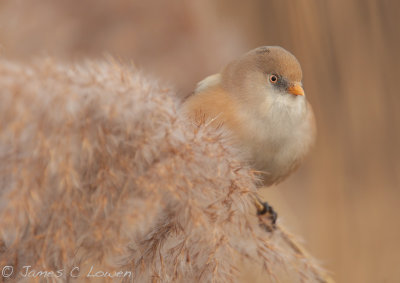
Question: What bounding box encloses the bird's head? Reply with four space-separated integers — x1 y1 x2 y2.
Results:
221 46 306 115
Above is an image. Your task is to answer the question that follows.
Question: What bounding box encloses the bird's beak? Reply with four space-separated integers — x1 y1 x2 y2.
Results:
287 84 305 96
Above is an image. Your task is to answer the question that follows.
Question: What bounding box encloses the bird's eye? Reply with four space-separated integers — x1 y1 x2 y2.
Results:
269 75 278 84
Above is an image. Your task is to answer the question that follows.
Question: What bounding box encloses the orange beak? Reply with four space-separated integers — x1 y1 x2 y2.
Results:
287 84 305 96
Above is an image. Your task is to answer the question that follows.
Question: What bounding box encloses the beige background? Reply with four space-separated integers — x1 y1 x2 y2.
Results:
0 1 399 282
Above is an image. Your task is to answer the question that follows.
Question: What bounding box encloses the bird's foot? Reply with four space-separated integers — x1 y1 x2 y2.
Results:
255 199 277 232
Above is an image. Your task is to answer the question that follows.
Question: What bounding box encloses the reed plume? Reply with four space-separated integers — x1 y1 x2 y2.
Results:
0 58 328 282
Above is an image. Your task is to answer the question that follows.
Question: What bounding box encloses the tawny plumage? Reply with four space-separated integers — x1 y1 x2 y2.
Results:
183 46 316 186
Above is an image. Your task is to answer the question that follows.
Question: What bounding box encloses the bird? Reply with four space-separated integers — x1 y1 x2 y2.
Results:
182 46 316 222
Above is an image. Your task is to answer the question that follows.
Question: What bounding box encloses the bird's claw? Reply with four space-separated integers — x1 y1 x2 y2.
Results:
256 200 277 232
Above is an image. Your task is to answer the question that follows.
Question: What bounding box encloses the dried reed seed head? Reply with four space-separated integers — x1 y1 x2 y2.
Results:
0 58 325 282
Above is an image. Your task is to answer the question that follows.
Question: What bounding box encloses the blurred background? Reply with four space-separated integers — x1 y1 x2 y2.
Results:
0 0 399 282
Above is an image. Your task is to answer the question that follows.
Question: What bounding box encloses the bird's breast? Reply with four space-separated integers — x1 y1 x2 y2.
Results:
238 98 315 185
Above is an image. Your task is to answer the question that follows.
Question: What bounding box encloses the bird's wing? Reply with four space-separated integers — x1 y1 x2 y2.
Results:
194 73 221 94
